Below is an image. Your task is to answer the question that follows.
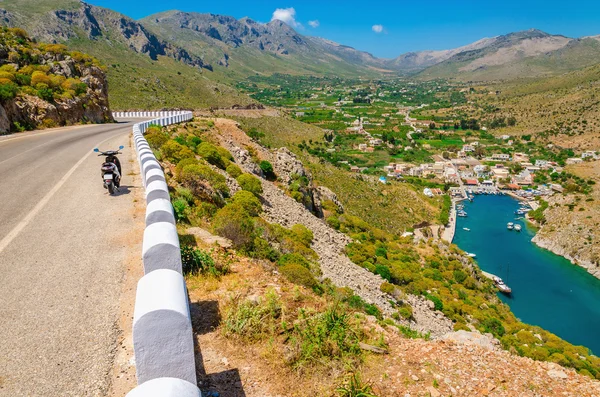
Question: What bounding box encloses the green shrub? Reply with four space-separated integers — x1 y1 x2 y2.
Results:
217 146 234 161
481 317 505 337
178 164 229 200
213 204 255 249
197 142 225 168
36 83 54 102
176 158 199 176
31 71 51 87
380 282 395 294
259 160 275 179
327 216 341 230
336 373 377 397
180 246 228 276
290 224 313 246
172 198 189 222
230 190 263 217
426 294 444 311
226 163 243 178
375 264 392 282
279 263 318 289
15 73 31 86
162 141 195 164
287 304 362 368
146 131 170 150
397 306 413 321
237 173 263 197
0 71 15 81
0 81 18 101
278 253 311 269
223 290 281 341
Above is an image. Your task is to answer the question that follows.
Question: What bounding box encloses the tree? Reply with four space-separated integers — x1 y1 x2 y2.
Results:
429 122 436 129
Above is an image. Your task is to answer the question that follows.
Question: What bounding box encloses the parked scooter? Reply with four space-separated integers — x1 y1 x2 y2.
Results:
94 145 124 195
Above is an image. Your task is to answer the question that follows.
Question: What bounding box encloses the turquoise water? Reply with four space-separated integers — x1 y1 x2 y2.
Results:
453 195 600 354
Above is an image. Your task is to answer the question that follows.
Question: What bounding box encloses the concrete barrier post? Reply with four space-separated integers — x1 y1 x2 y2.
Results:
146 198 175 226
132 270 196 384
126 378 201 397
142 222 181 274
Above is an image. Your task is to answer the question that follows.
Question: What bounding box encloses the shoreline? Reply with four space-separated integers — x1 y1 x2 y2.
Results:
441 198 459 243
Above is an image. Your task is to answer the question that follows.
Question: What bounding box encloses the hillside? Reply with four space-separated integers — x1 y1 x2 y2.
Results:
532 160 600 277
473 63 600 149
418 29 600 81
0 27 112 133
139 11 386 81
0 0 253 109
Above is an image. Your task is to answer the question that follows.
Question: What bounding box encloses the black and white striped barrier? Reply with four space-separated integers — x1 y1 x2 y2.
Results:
127 111 201 396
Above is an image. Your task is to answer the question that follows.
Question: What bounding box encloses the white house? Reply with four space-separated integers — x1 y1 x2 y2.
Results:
566 158 583 165
582 151 597 159
535 159 549 168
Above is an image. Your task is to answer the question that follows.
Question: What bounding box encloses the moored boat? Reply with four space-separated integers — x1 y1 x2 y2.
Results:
514 224 522 232
466 252 476 258
493 276 512 295
507 222 514 230
463 227 470 231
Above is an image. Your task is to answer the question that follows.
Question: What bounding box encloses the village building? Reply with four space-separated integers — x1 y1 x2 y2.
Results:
566 158 583 165
535 159 549 168
582 150 598 159
492 153 511 161
513 153 529 163
491 167 510 180
462 144 475 152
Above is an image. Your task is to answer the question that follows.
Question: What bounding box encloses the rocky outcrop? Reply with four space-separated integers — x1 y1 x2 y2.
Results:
0 59 112 133
313 185 344 216
274 147 307 184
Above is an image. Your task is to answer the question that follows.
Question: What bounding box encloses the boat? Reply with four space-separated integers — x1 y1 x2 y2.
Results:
507 222 514 230
514 224 522 232
466 252 476 258
457 211 467 217
463 227 470 231
493 276 512 295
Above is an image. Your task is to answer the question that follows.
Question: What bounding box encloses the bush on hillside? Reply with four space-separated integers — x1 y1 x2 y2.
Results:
259 160 275 180
279 263 318 289
197 142 225 169
230 190 263 217
161 140 195 164
178 164 229 202
226 163 243 178
237 173 263 196
212 204 255 250
290 224 313 247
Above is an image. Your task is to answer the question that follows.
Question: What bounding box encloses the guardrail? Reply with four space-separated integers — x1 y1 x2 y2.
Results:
119 111 201 396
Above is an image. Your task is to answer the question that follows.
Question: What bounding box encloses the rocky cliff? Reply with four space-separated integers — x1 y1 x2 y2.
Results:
0 27 112 134
530 161 600 279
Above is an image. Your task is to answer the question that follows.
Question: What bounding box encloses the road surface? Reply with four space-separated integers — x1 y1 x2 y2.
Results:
0 120 141 396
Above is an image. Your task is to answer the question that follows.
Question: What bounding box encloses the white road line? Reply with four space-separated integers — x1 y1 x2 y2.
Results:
0 132 127 254
0 124 89 145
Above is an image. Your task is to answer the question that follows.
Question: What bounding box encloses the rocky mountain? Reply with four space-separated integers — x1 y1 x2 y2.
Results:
0 0 253 109
383 36 498 71
418 29 600 81
139 10 384 78
2 0 599 109
0 27 112 133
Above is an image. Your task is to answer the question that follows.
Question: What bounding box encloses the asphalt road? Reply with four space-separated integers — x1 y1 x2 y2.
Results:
0 120 141 396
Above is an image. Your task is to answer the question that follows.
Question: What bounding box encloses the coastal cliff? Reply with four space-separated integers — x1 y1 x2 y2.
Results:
530 161 600 279
0 27 112 134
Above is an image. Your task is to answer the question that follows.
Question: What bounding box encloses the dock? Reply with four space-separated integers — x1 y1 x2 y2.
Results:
481 271 499 280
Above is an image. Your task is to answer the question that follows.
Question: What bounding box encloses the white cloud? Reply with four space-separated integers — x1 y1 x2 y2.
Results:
308 20 320 28
271 8 302 29
372 24 384 33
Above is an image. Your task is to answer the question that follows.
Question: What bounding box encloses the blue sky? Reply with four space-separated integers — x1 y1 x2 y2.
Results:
88 0 600 58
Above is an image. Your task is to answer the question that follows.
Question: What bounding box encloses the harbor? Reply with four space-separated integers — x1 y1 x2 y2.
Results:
453 194 600 355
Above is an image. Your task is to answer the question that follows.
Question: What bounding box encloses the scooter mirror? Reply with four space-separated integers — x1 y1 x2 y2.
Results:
119 145 124 150
93 148 99 152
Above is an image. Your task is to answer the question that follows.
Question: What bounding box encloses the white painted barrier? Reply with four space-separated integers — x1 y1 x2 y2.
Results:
146 198 176 226
126 378 201 397
124 110 199 394
133 270 196 385
142 221 182 274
